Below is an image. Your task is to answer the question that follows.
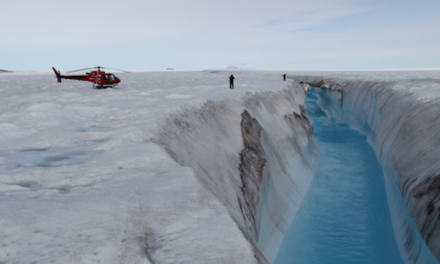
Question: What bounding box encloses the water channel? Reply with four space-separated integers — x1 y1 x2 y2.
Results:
274 88 403 263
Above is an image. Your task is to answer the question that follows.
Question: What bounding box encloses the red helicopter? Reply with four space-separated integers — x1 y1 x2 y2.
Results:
52 66 130 88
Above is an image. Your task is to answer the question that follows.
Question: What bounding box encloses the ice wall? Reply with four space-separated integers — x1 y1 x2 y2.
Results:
156 82 316 263
294 75 440 263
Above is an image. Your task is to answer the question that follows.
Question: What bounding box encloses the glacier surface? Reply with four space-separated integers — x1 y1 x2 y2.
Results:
0 70 315 264
0 69 439 263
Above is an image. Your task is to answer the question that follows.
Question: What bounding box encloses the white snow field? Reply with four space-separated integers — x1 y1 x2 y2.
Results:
0 70 315 264
0 69 439 264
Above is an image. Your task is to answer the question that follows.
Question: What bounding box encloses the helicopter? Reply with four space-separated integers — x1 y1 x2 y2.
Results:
52 66 130 88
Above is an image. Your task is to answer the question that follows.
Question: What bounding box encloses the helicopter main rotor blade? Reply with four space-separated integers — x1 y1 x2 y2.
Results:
101 67 131 73
66 66 130 74
66 67 97 74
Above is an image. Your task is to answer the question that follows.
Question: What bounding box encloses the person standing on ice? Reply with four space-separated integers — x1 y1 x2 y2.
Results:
283 74 286 81
229 74 235 89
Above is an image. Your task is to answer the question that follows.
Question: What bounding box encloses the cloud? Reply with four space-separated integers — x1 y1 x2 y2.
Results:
1 0 439 70
0 0 374 45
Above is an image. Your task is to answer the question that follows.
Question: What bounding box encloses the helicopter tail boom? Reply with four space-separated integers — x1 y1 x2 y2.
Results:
52 67 62 83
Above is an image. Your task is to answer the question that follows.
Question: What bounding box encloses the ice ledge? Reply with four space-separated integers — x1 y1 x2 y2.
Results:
156 82 316 263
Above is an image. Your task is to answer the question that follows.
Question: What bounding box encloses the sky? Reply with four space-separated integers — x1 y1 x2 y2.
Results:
1 0 439 71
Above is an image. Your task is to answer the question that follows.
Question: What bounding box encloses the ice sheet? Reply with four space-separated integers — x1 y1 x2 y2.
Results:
1 69 439 263
0 70 307 264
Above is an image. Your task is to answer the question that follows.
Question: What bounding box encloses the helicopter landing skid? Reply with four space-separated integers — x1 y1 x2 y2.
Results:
93 84 117 89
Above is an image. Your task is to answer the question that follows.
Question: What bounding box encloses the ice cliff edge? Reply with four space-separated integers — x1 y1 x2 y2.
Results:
156 82 316 263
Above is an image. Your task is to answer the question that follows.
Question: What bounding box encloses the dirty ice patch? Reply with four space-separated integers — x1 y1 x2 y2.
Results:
0 147 102 169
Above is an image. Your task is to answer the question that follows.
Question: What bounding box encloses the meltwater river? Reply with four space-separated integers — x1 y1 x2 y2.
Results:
274 88 403 264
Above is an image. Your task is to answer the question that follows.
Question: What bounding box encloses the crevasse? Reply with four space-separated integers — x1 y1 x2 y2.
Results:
157 81 317 263
156 73 440 264
295 76 440 264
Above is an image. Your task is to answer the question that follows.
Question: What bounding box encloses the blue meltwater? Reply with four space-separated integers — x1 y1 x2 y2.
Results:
274 88 403 264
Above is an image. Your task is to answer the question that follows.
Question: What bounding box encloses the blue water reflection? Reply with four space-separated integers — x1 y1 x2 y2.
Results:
274 88 403 264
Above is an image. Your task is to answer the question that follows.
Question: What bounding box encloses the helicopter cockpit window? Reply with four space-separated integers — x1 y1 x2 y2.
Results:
112 75 119 79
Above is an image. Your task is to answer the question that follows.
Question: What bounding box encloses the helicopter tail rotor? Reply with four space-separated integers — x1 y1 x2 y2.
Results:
52 67 62 83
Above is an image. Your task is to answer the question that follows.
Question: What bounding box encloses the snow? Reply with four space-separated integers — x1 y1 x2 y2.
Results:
0 70 311 264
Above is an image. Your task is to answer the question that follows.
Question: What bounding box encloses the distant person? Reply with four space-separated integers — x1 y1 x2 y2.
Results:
230 74 235 89
283 74 286 81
